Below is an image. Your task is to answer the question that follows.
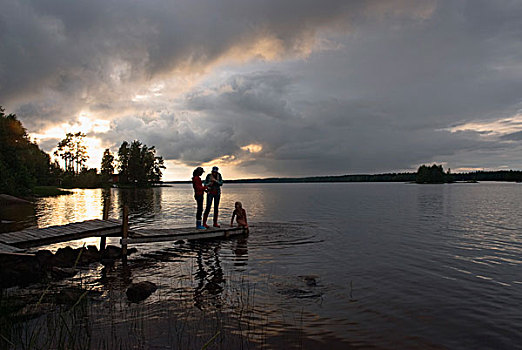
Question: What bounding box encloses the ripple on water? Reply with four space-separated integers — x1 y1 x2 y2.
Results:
2 184 522 349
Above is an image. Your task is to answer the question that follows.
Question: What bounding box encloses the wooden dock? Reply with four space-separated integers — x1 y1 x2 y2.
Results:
124 226 248 245
0 219 122 251
0 208 248 255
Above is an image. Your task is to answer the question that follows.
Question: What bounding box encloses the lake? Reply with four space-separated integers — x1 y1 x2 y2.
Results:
1 182 522 349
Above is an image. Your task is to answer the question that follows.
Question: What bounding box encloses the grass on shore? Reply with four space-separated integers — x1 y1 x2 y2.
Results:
32 186 73 197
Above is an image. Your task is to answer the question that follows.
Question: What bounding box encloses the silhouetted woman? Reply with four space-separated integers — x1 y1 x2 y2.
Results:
192 167 208 229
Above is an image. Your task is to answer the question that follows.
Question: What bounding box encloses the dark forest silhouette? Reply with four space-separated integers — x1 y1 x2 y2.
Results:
2 105 522 196
0 107 60 195
1 106 165 196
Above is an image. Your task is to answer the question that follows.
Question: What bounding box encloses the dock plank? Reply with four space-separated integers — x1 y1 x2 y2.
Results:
0 235 29 245
1 219 244 250
74 220 110 232
125 227 247 244
0 242 24 254
0 219 122 248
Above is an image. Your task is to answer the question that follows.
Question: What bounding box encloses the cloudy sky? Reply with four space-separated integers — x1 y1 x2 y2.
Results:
2 0 522 180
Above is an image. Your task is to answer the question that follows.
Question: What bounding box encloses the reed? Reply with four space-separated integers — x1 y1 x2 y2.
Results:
1 240 308 349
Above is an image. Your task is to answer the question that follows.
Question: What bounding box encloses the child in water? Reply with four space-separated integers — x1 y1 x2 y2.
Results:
230 201 248 228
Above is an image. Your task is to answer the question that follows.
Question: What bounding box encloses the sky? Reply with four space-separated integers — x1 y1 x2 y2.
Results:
1 0 522 180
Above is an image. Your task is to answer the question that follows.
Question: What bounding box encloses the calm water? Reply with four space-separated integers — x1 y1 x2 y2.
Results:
2 183 522 349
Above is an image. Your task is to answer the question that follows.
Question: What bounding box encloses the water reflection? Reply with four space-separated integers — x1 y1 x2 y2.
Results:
232 236 249 269
2 184 522 349
187 235 250 309
36 189 103 227
192 241 225 309
116 188 163 226
416 185 447 220
0 201 36 233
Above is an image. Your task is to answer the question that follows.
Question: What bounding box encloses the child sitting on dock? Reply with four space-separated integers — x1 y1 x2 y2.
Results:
230 201 248 228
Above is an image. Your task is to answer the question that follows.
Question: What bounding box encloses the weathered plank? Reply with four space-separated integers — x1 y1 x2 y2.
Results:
123 227 247 244
1 219 246 252
0 219 122 248
37 227 64 236
0 235 29 245
0 242 24 254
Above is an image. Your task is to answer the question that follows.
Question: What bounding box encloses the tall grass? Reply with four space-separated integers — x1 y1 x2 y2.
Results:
1 239 308 350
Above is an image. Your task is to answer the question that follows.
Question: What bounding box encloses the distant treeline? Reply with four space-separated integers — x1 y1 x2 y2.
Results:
169 170 522 184
225 173 417 183
450 170 522 182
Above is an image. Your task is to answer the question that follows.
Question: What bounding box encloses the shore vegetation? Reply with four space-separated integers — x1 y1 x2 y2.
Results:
0 105 166 196
0 106 61 196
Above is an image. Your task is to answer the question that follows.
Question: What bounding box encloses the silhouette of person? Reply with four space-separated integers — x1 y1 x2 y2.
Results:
203 166 223 228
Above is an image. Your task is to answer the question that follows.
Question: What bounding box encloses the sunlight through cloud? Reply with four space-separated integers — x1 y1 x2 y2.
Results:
448 113 522 137
241 144 263 153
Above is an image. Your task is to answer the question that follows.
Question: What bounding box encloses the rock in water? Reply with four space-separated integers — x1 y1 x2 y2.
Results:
50 266 78 279
299 275 319 287
101 245 122 259
126 281 158 302
0 194 31 205
35 249 54 266
53 246 77 267
56 287 88 305
0 254 44 287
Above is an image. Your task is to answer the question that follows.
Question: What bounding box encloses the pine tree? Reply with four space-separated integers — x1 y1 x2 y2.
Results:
100 148 115 182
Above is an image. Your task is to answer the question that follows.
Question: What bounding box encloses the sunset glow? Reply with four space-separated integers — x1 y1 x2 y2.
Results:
3 0 522 180
29 114 112 170
241 144 263 153
449 113 522 137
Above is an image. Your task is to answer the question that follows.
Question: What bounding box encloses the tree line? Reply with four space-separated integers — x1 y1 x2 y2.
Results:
0 106 165 196
2 105 522 196
224 165 522 184
0 107 60 195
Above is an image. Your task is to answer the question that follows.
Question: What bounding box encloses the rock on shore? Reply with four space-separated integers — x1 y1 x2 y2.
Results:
126 281 158 302
0 245 137 288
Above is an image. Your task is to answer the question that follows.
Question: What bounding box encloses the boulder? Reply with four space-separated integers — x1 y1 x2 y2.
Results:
56 287 87 305
0 254 44 287
53 246 77 267
87 245 99 255
78 245 100 264
101 245 122 259
35 249 54 266
299 275 319 287
50 266 78 280
101 245 137 260
0 194 31 205
126 281 157 302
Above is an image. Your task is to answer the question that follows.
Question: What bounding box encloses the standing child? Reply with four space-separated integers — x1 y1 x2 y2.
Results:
230 201 248 228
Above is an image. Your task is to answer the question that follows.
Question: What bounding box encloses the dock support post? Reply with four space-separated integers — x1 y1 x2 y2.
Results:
100 196 109 251
122 205 129 261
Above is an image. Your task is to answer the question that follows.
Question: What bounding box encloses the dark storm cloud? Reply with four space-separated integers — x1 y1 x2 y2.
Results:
173 0 522 174
187 72 298 120
98 112 240 166
1 0 432 109
501 131 522 141
179 70 495 175
2 0 522 176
